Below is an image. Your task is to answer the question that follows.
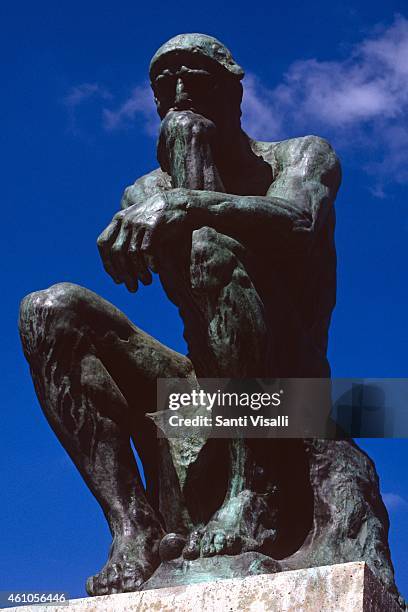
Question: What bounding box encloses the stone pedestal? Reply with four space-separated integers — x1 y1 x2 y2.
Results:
3 562 403 611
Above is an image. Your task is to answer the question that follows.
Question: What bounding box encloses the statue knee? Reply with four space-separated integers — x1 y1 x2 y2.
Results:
19 282 86 322
19 283 87 358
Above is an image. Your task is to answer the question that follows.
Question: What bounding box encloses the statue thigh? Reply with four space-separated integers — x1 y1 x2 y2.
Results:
159 226 271 378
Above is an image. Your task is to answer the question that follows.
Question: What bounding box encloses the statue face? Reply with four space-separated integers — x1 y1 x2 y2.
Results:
151 52 223 121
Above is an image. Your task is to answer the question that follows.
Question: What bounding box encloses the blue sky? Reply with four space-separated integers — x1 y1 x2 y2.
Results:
1 0 408 602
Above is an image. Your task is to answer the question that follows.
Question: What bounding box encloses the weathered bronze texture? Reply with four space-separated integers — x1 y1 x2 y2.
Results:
19 33 402 606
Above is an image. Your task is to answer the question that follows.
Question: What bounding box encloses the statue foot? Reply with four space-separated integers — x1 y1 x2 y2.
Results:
183 490 278 559
86 534 159 596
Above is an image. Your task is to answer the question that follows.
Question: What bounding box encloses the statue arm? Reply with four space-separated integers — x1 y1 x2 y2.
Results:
183 136 341 253
97 138 340 290
266 136 341 234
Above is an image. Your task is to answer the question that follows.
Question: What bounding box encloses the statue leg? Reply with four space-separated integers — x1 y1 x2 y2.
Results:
281 439 401 604
157 224 278 559
19 282 195 594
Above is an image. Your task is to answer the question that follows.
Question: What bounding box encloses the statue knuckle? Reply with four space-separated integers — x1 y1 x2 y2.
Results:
113 211 125 222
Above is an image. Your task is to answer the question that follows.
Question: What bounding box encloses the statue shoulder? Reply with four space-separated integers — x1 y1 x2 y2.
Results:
120 168 172 209
277 135 340 174
252 135 341 189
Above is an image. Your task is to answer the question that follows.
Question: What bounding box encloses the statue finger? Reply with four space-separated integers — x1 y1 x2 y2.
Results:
138 229 159 273
182 530 202 560
129 253 152 287
97 216 121 247
97 219 121 282
86 576 95 596
111 225 138 292
110 224 129 279
140 225 156 256
128 228 153 285
128 224 143 255
200 532 216 557
139 255 153 285
213 531 227 554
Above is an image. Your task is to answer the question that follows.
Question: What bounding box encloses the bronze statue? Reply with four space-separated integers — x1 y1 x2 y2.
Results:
19 34 402 605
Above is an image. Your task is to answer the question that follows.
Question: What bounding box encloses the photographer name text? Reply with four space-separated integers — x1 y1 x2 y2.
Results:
167 414 289 428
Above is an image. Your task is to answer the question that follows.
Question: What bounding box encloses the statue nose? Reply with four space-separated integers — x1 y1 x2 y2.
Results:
175 77 189 102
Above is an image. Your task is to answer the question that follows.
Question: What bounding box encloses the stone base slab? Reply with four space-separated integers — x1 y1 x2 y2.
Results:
3 562 403 611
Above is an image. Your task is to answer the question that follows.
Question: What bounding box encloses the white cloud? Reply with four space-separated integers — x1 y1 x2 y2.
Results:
383 492 408 511
240 74 282 141
243 15 408 131
102 83 159 136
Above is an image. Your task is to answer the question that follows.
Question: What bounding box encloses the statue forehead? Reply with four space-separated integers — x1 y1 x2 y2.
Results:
149 33 244 80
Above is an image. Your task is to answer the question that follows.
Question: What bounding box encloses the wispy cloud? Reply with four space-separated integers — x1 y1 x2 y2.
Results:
383 492 408 511
241 15 408 191
63 83 112 135
102 83 159 136
242 15 408 134
240 74 282 140
64 83 111 108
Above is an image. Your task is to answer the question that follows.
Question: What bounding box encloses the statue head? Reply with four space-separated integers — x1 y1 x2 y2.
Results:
149 33 244 128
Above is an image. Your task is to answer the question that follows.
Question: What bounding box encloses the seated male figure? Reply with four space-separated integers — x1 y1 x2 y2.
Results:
19 33 341 595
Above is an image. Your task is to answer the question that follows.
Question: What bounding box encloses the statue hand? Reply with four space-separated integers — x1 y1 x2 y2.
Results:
96 189 192 292
140 188 197 257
